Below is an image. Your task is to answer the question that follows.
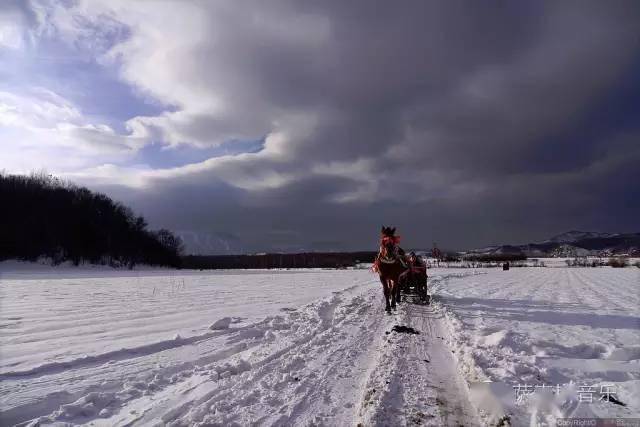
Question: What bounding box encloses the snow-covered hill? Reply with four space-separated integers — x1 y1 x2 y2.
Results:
543 230 617 244
548 244 592 257
466 231 640 257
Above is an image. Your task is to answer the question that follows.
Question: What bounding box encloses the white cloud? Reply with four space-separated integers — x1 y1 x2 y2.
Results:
0 12 26 49
0 87 141 173
37 1 333 153
0 88 81 127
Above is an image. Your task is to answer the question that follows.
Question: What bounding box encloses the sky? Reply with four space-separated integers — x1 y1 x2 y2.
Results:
1 1 639 254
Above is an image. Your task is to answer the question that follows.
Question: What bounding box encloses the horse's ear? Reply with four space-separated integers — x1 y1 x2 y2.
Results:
381 226 385 233
391 227 396 235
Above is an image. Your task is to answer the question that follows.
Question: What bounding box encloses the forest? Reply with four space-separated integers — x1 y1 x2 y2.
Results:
0 173 183 267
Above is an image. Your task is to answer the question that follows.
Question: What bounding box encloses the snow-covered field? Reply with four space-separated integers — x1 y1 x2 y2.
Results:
433 267 640 425
1 263 638 426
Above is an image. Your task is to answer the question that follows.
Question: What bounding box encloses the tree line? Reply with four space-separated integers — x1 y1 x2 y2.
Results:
0 172 183 267
182 251 377 269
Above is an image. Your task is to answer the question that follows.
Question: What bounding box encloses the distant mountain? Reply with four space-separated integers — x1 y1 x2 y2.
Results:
466 231 640 257
176 231 246 255
543 230 617 244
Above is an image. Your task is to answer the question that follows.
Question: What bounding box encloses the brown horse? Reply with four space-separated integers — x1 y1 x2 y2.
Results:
374 226 407 312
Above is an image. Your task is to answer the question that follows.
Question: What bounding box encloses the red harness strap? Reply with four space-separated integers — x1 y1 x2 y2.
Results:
381 235 401 246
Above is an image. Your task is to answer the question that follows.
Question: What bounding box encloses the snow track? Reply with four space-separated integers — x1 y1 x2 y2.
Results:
1 268 479 426
358 291 480 426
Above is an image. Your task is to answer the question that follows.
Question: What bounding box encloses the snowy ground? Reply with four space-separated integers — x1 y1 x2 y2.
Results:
432 267 640 426
1 263 638 426
0 265 479 426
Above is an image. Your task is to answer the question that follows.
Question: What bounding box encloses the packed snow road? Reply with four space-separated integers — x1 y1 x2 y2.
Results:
0 266 478 426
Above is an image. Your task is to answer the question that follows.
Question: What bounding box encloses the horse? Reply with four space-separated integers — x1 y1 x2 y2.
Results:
374 226 407 312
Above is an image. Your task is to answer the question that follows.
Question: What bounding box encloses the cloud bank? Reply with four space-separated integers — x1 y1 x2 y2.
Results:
2 1 639 252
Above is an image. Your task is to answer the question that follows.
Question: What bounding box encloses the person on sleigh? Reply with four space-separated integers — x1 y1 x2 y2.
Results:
399 251 426 284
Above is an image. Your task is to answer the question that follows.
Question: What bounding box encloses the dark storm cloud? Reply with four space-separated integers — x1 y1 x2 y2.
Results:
72 1 640 252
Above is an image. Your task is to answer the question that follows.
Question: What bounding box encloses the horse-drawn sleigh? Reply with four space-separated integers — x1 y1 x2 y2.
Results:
400 261 428 303
373 226 429 312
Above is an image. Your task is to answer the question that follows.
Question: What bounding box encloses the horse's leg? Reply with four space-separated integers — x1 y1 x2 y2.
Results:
380 276 391 312
396 274 403 304
425 274 430 304
390 280 397 309
418 276 426 302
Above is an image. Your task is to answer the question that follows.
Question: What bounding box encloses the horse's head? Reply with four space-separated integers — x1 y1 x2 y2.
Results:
380 226 400 257
381 226 396 238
